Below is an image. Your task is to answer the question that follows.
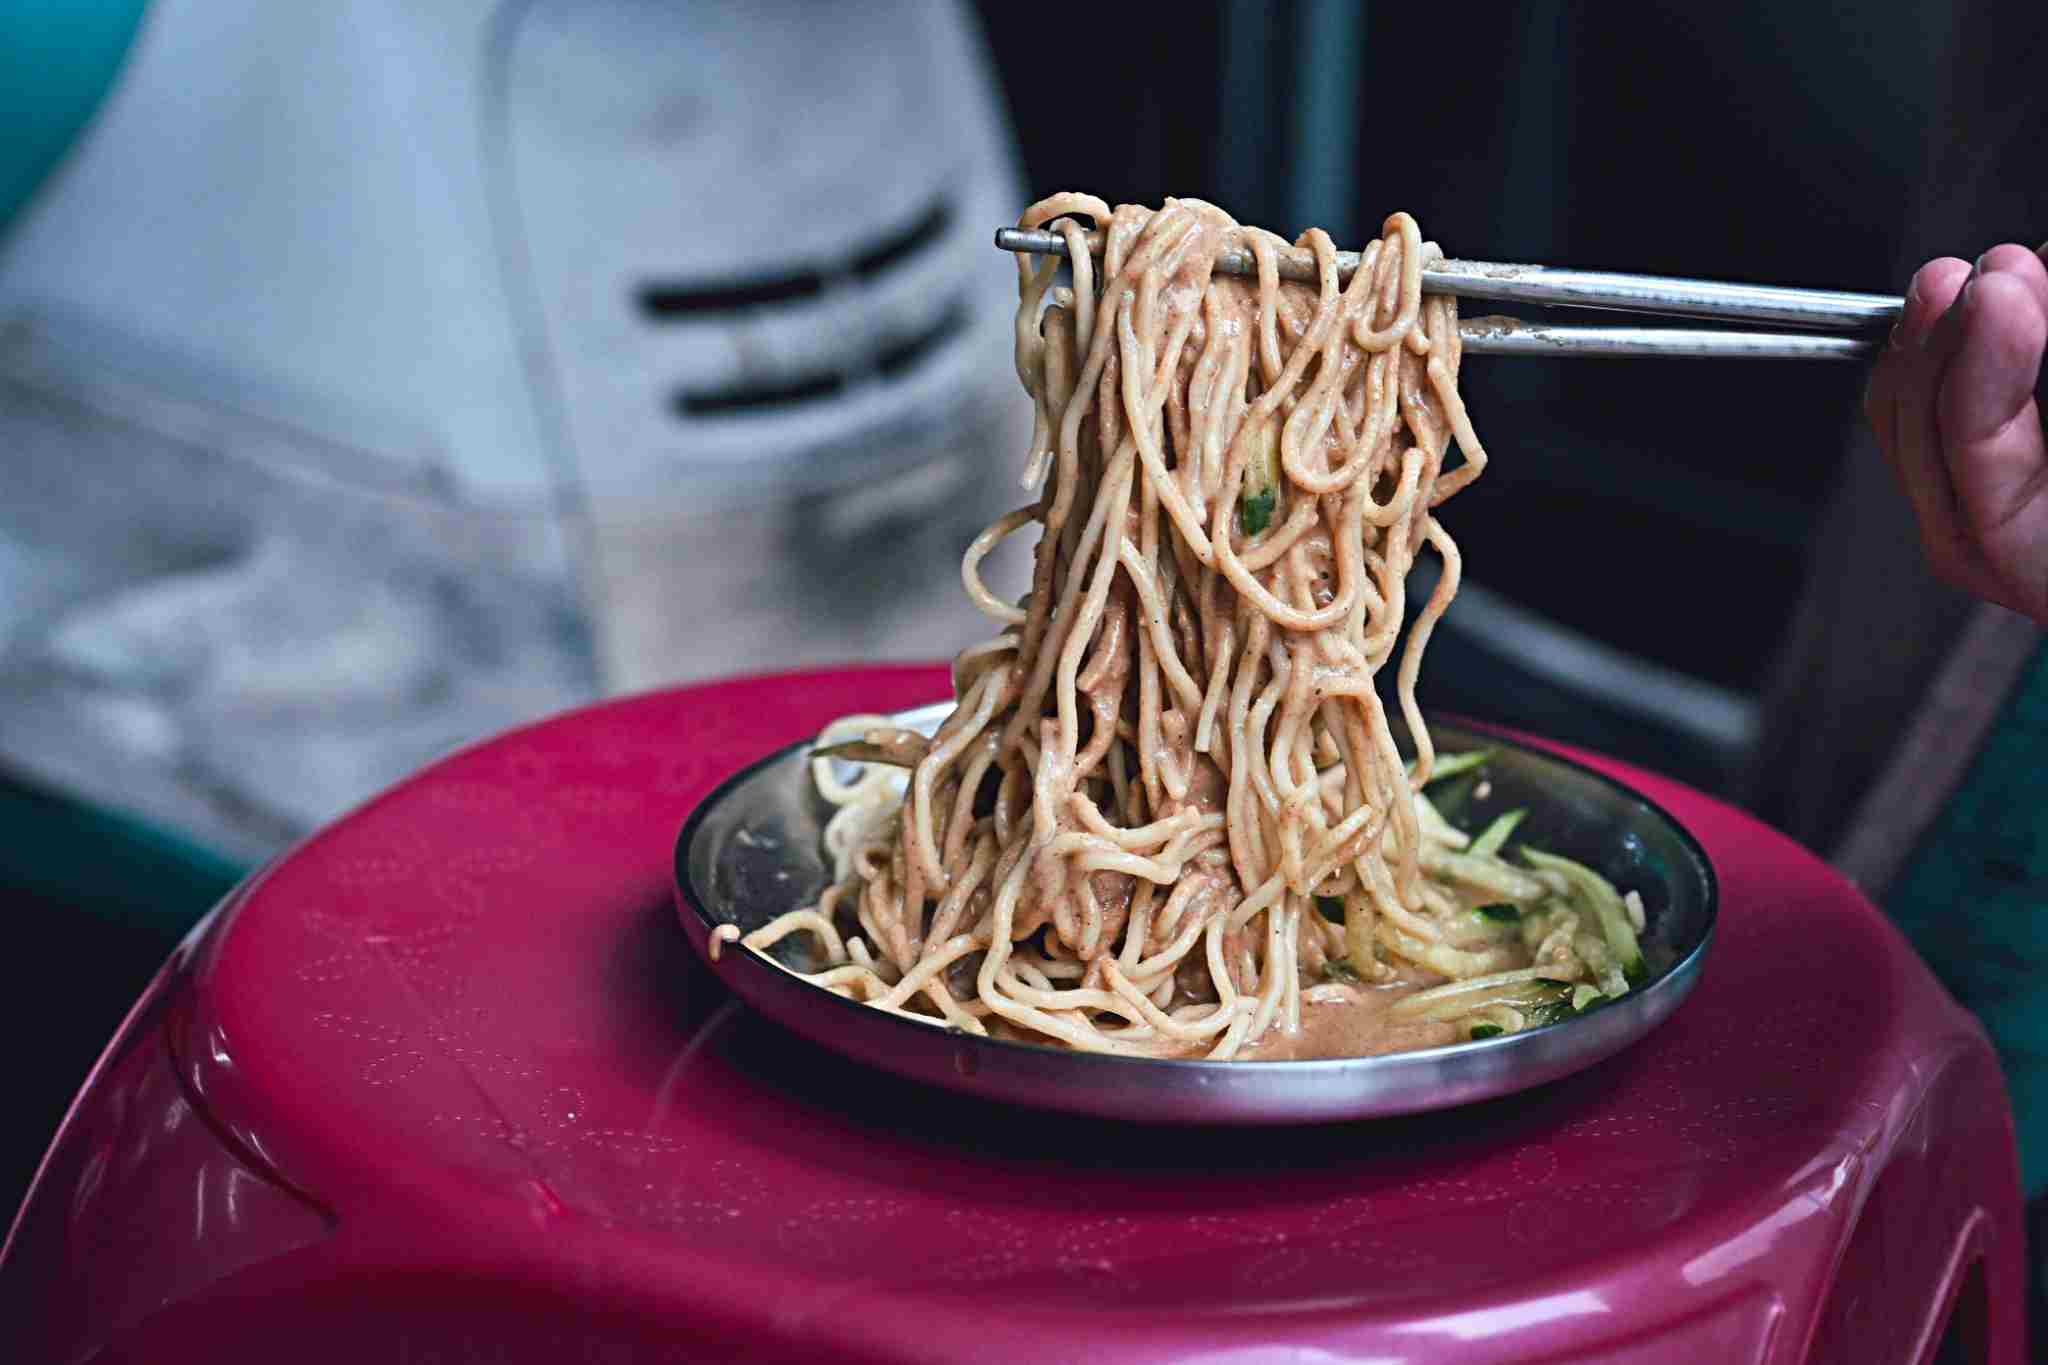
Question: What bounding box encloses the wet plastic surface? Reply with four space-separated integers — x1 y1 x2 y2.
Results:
1 665 2025 1362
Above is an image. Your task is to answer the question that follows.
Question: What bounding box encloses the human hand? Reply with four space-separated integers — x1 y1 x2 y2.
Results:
1865 243 2048 622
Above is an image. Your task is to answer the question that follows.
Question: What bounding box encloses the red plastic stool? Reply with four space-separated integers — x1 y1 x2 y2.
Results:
2 666 2025 1363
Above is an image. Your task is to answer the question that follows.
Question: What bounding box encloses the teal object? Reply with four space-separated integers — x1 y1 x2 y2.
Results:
0 0 148 233
1885 641 2048 1200
0 0 239 936
0 777 245 939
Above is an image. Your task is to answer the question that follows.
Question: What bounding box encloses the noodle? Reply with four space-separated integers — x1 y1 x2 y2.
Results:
737 196 1643 1059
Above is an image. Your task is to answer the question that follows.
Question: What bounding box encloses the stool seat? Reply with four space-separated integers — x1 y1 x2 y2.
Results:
1 666 2025 1362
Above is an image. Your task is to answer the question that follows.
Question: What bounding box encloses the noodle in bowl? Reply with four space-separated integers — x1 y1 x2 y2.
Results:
708 195 1653 1062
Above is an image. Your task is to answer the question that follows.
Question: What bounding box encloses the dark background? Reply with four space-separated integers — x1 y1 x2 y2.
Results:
975 0 1941 697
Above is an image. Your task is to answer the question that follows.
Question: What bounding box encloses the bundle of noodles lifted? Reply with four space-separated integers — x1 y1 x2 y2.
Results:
715 194 1649 1059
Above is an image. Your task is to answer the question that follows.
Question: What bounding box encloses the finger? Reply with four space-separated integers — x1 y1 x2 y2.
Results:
1880 258 1979 583
1937 269 2048 612
1976 241 2048 318
1903 257 1973 350
1866 257 1970 454
1981 244 2048 433
1942 270 2048 450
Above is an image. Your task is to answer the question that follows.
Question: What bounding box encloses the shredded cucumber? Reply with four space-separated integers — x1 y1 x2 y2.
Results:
1238 417 1280 534
1390 794 1656 1045
1468 807 1525 859
1414 791 1471 848
1239 487 1275 534
1520 848 1647 986
1413 748 1494 785
1418 842 1549 902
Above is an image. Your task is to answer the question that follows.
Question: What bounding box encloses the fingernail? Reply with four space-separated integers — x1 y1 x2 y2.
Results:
1887 322 1902 349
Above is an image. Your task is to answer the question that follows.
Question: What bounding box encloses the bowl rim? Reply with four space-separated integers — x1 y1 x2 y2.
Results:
673 702 1719 1077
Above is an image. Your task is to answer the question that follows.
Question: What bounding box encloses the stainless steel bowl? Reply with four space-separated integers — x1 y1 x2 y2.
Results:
674 702 1716 1123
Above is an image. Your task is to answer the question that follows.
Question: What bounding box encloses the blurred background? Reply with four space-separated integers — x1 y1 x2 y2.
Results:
0 0 1998 1210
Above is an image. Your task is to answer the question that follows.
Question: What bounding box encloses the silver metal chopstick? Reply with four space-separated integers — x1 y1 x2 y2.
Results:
995 227 1899 358
1456 317 1877 360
